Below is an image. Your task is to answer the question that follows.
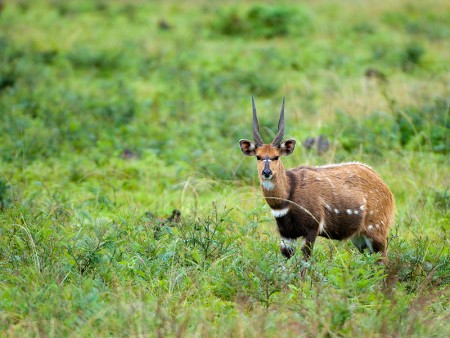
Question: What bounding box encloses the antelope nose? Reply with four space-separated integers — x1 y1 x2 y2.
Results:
262 168 272 178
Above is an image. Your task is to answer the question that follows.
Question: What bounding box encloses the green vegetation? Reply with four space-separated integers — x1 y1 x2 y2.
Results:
0 0 449 336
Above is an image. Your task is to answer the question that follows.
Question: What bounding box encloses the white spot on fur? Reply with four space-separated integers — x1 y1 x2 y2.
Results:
325 204 332 211
262 180 274 191
334 209 340 214
368 224 373 230
271 208 289 218
375 224 379 229
354 210 359 215
360 205 365 211
347 209 352 215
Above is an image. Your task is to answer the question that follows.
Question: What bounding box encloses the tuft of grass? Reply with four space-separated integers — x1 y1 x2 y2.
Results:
327 97 449 155
210 4 314 39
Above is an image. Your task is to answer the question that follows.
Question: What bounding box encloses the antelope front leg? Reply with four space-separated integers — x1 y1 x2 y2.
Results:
301 239 315 260
300 234 316 278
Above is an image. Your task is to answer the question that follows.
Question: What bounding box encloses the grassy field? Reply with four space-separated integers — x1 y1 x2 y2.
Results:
0 0 449 336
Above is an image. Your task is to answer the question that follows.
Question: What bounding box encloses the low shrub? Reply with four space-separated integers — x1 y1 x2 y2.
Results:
211 5 314 39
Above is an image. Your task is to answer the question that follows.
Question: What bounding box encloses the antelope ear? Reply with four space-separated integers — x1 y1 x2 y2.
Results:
280 139 296 156
239 139 257 156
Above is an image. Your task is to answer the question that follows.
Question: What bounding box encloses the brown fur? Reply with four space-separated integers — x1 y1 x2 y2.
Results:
240 100 395 267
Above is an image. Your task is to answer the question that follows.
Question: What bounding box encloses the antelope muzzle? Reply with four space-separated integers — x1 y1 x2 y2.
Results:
262 157 273 179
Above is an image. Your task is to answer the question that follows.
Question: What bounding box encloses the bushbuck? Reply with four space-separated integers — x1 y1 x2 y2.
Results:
239 98 395 268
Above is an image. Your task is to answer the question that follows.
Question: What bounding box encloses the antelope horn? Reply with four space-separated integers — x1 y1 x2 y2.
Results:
271 97 285 147
252 97 264 147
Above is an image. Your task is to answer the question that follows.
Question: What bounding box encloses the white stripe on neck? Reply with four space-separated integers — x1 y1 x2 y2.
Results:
271 207 289 218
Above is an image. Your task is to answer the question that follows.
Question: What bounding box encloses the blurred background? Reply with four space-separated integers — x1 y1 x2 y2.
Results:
1 0 449 211
1 0 449 212
0 1 449 336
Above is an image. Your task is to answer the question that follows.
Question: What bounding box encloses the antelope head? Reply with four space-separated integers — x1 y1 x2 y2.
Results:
239 97 296 184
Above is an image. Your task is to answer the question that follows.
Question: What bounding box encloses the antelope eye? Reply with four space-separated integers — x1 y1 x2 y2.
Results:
271 156 279 161
256 156 262 161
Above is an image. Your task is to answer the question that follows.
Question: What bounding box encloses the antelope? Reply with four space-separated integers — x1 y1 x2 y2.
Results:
239 98 395 269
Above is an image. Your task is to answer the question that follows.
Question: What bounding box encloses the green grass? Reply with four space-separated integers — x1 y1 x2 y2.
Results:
0 0 449 336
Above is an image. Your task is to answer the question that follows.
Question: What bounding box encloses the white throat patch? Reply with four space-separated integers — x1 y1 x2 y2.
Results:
271 207 289 218
262 180 275 191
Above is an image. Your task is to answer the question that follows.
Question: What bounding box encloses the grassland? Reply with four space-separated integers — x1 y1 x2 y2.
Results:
0 0 449 336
